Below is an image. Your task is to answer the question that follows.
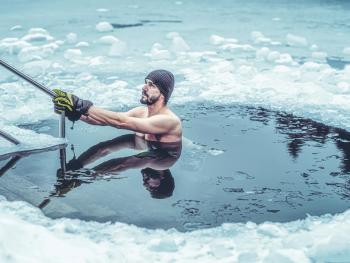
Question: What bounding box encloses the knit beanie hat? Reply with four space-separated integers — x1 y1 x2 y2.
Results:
145 70 175 103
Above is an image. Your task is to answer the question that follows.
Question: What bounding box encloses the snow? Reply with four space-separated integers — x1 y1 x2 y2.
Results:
0 199 349 263
66 33 78 44
286 34 308 47
96 22 114 32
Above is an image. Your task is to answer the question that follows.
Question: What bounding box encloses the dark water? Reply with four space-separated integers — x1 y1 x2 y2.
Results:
1 104 350 231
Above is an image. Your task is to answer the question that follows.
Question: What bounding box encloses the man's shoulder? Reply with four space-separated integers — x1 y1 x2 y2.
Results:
166 108 181 124
126 106 147 118
155 109 182 131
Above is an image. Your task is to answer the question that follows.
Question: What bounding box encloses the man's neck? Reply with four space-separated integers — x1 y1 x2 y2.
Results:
147 101 166 116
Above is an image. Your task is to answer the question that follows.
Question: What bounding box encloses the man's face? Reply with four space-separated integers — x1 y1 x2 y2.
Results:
140 79 161 105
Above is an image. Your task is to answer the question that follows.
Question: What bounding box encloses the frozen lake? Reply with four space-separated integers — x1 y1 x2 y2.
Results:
1 0 350 262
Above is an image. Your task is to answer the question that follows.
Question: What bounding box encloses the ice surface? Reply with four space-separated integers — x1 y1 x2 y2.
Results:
0 199 349 263
0 125 64 156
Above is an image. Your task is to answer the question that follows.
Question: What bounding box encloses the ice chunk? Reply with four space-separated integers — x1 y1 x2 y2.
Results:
311 51 327 60
96 22 113 32
149 43 171 60
171 35 190 52
166 32 180 39
23 60 52 76
310 44 318 51
64 48 82 60
18 43 58 62
0 38 31 54
98 35 120 45
207 149 225 156
273 65 291 73
220 43 254 52
75 41 89 48
210 35 226 45
276 53 293 64
66 33 77 44
148 238 179 252
28 28 48 35
97 36 126 56
0 125 64 156
21 28 54 42
301 61 322 71
251 31 272 44
55 40 65 46
108 42 126 57
267 51 280 62
343 47 350 55
18 46 43 62
256 47 270 60
10 25 23 31
286 34 308 47
337 82 350 93
96 8 109 12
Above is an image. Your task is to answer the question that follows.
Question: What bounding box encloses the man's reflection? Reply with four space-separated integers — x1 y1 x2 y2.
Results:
141 168 175 199
41 134 182 208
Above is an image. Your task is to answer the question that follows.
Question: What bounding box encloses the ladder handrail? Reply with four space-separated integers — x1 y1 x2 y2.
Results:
0 59 65 139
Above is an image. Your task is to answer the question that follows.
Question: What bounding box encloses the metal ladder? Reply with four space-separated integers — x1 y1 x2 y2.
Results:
0 59 66 145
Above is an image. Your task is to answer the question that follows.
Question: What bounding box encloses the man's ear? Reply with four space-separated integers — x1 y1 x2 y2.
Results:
160 94 166 105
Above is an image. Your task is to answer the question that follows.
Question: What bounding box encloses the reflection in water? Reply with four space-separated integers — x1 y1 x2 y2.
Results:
0 144 65 177
39 134 182 208
141 168 175 199
246 107 350 174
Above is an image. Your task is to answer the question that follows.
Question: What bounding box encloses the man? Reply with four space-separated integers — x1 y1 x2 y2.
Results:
53 69 182 143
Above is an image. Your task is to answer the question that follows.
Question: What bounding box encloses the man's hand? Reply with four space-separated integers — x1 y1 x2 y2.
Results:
53 89 93 122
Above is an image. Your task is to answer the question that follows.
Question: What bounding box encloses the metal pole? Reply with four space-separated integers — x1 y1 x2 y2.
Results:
0 129 20 145
59 112 66 138
0 59 65 138
0 59 56 97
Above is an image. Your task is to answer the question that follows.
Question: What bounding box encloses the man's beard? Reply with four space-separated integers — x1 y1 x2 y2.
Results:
140 93 160 105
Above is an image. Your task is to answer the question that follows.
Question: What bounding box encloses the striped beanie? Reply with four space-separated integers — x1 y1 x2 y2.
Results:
145 69 175 103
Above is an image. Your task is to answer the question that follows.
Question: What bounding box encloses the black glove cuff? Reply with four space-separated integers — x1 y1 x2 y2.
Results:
67 111 82 122
73 94 93 115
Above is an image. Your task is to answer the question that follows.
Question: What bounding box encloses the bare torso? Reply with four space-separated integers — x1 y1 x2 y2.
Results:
134 106 182 143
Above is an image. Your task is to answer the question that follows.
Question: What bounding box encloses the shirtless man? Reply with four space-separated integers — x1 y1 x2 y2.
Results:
53 69 182 143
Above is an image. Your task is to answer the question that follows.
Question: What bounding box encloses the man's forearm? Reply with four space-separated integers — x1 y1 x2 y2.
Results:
80 115 106 126
87 106 128 128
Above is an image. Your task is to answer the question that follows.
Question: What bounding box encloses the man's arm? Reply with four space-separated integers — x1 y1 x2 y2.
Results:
86 106 177 134
80 115 106 125
80 106 145 126
76 134 138 167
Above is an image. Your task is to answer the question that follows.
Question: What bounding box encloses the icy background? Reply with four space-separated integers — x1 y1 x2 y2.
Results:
1 0 350 261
